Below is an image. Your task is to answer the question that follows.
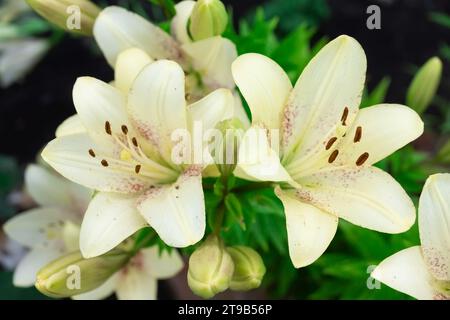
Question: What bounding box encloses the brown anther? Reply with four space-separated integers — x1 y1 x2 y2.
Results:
354 126 362 143
132 137 138 147
101 159 109 167
88 149 96 157
341 107 349 126
356 152 369 166
105 121 112 135
328 150 339 163
326 137 338 150
135 165 141 174
121 125 129 135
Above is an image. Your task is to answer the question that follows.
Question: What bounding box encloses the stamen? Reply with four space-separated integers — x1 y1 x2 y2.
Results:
105 121 112 135
326 137 338 150
356 152 369 166
132 137 138 147
354 126 362 143
101 159 109 167
121 125 129 135
135 165 141 174
88 149 96 157
328 150 339 163
341 107 349 126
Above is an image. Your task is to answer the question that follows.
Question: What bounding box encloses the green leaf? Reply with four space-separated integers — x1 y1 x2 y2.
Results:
360 77 391 108
224 193 245 230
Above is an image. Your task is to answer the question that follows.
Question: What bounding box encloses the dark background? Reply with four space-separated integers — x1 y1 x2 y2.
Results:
1 0 449 163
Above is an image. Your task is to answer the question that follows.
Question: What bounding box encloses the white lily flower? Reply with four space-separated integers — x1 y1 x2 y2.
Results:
91 3 249 127
372 174 450 300
42 59 235 258
232 35 424 268
3 164 90 287
74 246 183 300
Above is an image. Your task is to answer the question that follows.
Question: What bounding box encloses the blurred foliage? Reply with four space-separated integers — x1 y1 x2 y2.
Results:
0 154 19 219
0 272 49 300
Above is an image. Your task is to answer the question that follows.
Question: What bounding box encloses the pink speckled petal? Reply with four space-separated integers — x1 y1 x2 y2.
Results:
298 166 416 233
419 174 450 281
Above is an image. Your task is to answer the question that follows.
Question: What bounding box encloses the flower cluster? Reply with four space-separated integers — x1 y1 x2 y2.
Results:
2 0 448 300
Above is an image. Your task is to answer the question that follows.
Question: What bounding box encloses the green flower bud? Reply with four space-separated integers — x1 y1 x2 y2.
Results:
36 249 130 298
227 246 266 291
214 118 245 176
26 0 100 36
189 0 228 41
406 56 442 114
187 235 234 299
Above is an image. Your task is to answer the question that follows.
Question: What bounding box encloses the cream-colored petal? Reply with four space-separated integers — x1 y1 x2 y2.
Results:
25 164 90 213
182 36 237 89
141 247 184 279
115 48 153 94
116 266 157 300
80 192 147 258
282 35 366 165
93 6 182 67
4 208 74 248
72 273 119 300
73 77 132 137
187 88 234 131
334 104 424 166
232 53 292 129
232 91 251 129
55 114 86 137
299 166 416 233
42 133 152 194
171 0 195 44
275 187 338 268
128 60 187 164
372 246 437 300
137 168 205 248
419 174 450 281
13 247 62 287
238 126 295 184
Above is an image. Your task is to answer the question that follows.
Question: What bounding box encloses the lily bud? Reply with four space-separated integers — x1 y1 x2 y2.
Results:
26 0 100 36
406 56 442 114
36 249 130 298
187 235 234 299
214 118 245 176
227 246 266 291
189 0 228 41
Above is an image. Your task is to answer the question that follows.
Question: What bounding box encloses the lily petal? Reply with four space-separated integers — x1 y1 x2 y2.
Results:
299 166 416 233
141 246 184 279
371 246 437 300
13 247 62 287
55 114 86 137
171 0 195 44
232 53 292 129
282 35 366 164
128 60 187 164
137 168 205 248
115 48 153 94
116 266 157 300
93 6 181 66
419 173 450 281
4 208 74 248
80 192 147 258
42 133 152 194
25 164 90 212
334 104 424 166
187 88 234 131
73 77 132 138
238 126 295 184
72 273 119 300
275 187 338 268
182 36 237 89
